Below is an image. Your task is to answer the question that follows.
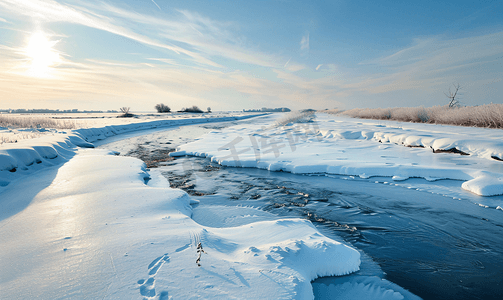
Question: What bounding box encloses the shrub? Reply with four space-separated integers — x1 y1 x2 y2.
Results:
119 107 133 118
155 103 171 113
417 107 430 122
180 106 204 113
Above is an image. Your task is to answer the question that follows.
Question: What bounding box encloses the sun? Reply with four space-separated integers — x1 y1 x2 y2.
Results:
24 32 61 78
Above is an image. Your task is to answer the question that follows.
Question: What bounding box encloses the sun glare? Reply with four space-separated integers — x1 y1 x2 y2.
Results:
24 32 61 78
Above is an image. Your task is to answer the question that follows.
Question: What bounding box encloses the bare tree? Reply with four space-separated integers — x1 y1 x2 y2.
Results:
445 83 462 108
207 107 211 113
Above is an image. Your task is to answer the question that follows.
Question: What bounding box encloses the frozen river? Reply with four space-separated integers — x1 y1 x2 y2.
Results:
98 121 503 300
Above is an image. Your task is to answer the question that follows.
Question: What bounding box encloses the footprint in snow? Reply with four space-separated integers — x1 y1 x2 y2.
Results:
138 253 170 298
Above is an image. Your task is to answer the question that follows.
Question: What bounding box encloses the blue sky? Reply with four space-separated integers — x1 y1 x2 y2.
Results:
0 0 501 111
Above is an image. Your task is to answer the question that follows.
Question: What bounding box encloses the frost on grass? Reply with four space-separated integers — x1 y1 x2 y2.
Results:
0 115 76 130
276 110 316 126
0 115 78 145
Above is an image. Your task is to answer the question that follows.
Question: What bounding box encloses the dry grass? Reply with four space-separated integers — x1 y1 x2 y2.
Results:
0 115 77 144
0 115 76 129
276 110 316 126
340 104 503 128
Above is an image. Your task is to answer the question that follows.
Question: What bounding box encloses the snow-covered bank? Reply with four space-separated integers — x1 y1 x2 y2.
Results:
172 114 503 199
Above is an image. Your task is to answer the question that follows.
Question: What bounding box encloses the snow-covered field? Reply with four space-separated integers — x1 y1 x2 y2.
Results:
1 111 502 299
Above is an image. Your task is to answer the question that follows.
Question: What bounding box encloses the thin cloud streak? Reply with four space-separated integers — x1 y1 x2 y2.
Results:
151 0 161 11
284 58 291 68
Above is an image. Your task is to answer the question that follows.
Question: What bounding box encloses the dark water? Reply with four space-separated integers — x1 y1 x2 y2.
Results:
100 124 503 300
159 156 503 300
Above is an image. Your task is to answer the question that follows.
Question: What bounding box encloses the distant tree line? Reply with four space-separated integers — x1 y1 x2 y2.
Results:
243 107 291 112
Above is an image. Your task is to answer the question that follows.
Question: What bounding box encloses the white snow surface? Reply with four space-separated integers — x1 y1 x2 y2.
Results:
0 115 370 299
173 114 503 198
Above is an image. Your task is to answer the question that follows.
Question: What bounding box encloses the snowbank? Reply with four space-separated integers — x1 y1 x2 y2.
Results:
0 133 87 187
173 114 503 198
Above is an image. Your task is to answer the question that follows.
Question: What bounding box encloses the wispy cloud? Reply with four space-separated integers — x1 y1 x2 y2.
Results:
358 32 503 95
146 58 181 66
94 2 297 69
316 64 322 71
285 63 305 72
300 33 309 51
